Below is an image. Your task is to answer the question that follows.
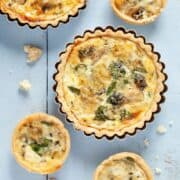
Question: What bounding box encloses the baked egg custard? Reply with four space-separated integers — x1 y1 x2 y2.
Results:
54 27 166 138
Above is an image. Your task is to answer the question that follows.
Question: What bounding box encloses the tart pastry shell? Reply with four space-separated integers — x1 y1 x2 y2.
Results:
12 113 71 174
110 0 167 25
53 26 167 139
94 152 153 180
0 0 86 29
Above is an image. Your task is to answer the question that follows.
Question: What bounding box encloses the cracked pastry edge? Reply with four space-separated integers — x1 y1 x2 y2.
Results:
12 112 71 174
0 0 86 29
24 45 42 63
93 152 154 180
110 0 167 25
19 79 32 91
54 27 167 139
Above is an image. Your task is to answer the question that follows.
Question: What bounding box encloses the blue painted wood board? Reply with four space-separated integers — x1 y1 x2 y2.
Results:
0 0 180 180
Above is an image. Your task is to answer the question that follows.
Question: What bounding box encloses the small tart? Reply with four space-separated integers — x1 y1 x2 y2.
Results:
12 113 70 174
111 0 167 25
54 27 166 139
94 152 153 180
0 0 86 28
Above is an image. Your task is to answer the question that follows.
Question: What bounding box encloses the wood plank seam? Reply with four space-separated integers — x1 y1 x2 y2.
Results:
46 29 49 180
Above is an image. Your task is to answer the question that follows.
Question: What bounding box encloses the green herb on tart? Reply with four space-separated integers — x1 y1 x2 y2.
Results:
109 61 126 79
106 81 117 95
94 106 109 121
68 86 81 95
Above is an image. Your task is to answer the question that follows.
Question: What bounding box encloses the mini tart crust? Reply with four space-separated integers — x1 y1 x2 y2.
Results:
94 152 153 180
54 27 167 139
0 0 86 29
12 113 71 174
110 0 167 25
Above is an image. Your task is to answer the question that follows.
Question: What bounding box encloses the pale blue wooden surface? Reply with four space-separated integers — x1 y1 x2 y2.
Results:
0 15 47 180
1 0 180 180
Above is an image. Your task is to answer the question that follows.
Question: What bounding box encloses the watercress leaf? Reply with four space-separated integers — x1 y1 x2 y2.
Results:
74 64 87 71
109 62 126 79
106 81 117 95
120 109 132 120
68 86 80 95
94 106 109 121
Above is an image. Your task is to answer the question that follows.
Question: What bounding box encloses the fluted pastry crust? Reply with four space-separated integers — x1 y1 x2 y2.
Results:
12 113 70 174
111 0 167 25
0 0 86 28
54 27 167 139
94 152 153 180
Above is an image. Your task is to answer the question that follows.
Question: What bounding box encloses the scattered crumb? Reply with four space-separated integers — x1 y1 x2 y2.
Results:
19 80 32 91
168 121 174 127
24 45 42 63
156 125 167 134
155 167 162 175
144 138 150 147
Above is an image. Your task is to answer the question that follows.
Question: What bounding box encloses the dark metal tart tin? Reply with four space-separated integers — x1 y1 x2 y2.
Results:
53 26 168 139
0 1 86 29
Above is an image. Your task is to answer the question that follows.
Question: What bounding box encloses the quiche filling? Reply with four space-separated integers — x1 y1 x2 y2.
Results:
115 0 163 20
15 119 67 166
97 157 148 180
0 0 84 22
61 35 158 131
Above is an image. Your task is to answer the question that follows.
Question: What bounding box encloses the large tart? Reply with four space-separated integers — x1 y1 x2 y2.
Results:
94 152 153 180
111 0 167 25
0 0 86 28
54 27 166 139
12 113 70 174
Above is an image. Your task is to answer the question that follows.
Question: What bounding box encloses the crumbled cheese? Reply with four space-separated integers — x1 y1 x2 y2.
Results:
24 45 42 63
168 121 174 127
156 125 167 134
19 80 32 91
144 138 150 147
155 167 162 175
24 146 41 163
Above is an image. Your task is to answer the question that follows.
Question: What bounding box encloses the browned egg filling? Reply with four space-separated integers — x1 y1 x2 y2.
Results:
2 0 82 19
62 35 157 130
115 0 162 20
97 157 148 180
17 120 66 163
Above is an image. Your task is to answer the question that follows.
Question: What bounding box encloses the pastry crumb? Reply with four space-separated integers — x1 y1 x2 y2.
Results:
19 80 32 91
24 45 42 63
154 167 162 175
156 125 167 134
144 138 150 147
